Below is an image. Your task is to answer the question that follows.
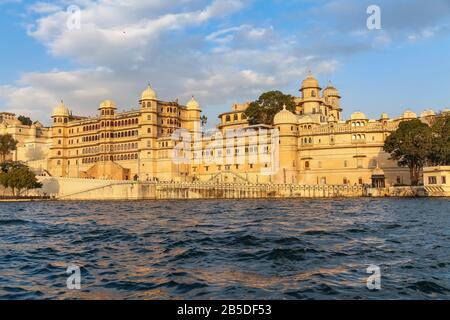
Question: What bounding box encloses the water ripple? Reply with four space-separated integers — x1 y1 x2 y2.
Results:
0 198 449 299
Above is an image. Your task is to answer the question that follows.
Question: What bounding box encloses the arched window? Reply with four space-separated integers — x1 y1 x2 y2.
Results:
234 114 238 121
311 90 316 97
305 161 310 169
226 115 231 122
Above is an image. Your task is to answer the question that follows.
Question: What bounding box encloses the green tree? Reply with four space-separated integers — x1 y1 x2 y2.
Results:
0 165 42 196
0 134 18 162
384 119 433 186
245 91 296 125
429 113 450 166
18 115 33 126
0 160 27 173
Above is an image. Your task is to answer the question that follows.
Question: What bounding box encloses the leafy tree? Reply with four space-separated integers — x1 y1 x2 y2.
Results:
18 115 33 126
0 160 27 173
384 119 433 186
245 91 296 125
0 164 42 196
0 134 18 162
429 113 450 166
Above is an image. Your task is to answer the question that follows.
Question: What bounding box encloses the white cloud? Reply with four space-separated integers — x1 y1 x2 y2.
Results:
1 0 341 125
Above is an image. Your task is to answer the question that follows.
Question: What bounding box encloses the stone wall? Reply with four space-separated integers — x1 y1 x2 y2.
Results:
35 176 368 200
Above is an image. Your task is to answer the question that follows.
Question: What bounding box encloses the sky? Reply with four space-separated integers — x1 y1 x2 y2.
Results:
0 0 449 126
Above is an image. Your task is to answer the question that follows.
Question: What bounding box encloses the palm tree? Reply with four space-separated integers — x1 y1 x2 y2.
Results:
0 134 18 162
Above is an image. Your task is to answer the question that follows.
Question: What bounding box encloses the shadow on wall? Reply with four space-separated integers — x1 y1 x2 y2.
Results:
38 177 60 198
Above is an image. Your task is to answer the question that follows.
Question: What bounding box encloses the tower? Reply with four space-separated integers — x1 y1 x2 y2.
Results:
139 84 158 179
298 73 322 115
273 105 299 184
185 96 202 134
323 82 342 121
50 100 70 177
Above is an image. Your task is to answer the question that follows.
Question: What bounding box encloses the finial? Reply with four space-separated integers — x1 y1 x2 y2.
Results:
282 104 287 110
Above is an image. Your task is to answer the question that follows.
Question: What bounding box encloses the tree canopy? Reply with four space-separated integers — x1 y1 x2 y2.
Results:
0 162 42 196
384 119 433 186
18 115 33 126
0 134 18 162
429 113 450 166
244 91 296 125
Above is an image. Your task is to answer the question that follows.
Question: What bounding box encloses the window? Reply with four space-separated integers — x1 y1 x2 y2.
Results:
305 161 310 170
428 176 437 185
226 115 231 122
442 176 447 184
311 90 316 97
344 160 348 168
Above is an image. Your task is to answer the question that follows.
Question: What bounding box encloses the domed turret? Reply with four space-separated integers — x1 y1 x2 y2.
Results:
323 84 341 98
274 105 297 124
186 96 200 110
301 73 321 90
141 84 157 101
380 113 389 120
402 109 417 119
99 99 116 109
420 109 436 118
350 111 368 120
52 100 70 117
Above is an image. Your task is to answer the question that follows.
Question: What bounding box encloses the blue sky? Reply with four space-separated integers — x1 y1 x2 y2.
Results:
0 0 449 126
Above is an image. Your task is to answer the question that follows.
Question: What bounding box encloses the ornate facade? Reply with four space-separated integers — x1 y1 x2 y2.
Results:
5 75 447 187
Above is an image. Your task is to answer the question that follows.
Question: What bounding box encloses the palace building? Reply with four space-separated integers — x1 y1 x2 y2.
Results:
5 75 447 187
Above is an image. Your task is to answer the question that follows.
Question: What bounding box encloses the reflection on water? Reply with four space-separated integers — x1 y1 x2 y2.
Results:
0 198 449 300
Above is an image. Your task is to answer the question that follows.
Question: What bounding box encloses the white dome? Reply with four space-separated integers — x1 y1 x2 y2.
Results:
420 109 436 118
274 105 297 124
301 73 321 89
186 96 200 110
99 99 116 109
323 84 340 98
52 100 70 117
141 85 157 100
350 111 368 120
402 109 417 119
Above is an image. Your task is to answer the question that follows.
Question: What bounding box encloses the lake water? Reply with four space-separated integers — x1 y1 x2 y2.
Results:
0 198 449 300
